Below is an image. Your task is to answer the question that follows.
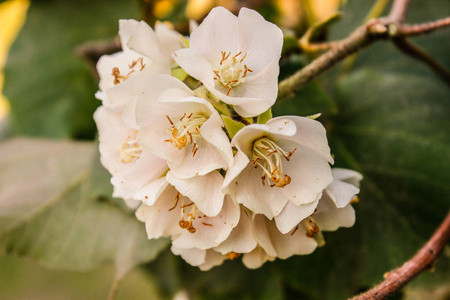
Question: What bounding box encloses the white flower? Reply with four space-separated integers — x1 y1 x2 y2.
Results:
171 206 258 270
96 20 184 109
94 105 167 208
173 7 283 117
171 246 227 271
275 168 362 234
135 179 240 251
94 72 170 208
242 168 362 269
223 116 334 220
136 74 233 179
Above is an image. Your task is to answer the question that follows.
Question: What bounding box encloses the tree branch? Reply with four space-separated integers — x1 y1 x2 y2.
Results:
278 9 450 98
392 37 450 84
278 21 383 98
351 210 450 300
398 17 450 36
388 0 411 23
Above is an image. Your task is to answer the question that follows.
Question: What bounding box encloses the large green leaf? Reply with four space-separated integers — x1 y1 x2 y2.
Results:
0 139 168 278
3 0 139 139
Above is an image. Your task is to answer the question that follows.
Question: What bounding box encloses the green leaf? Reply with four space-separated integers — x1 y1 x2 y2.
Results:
328 69 450 291
222 116 245 139
4 0 139 139
257 108 272 124
0 139 169 277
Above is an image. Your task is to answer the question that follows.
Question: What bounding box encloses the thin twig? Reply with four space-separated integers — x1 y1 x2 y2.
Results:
399 17 450 36
388 0 411 23
392 37 450 84
278 21 383 98
351 210 450 300
278 9 450 98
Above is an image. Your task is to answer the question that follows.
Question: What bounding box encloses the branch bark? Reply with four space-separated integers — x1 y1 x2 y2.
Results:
351 210 450 300
398 17 450 36
392 37 450 84
278 4 450 98
388 0 411 23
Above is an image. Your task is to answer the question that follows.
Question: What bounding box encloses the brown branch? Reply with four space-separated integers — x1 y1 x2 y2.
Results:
392 37 450 85
278 11 450 98
398 17 450 36
351 210 450 300
278 21 384 98
388 0 411 23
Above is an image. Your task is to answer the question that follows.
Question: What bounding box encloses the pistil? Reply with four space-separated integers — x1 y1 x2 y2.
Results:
213 51 253 96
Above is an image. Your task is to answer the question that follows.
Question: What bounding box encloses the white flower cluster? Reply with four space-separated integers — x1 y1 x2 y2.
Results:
94 7 362 270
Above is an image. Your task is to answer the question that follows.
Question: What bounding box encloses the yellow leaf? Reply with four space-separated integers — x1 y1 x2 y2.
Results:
0 0 30 120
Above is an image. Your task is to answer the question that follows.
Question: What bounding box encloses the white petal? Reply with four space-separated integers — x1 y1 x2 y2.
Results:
222 150 250 193
172 196 240 250
231 60 279 117
215 207 257 254
172 48 216 89
94 106 131 174
166 171 225 217
234 165 288 219
268 221 317 259
274 200 319 234
251 215 277 257
237 8 283 73
154 22 185 56
136 186 184 239
127 21 169 66
133 177 170 206
138 121 184 165
135 74 194 126
280 143 333 206
169 138 228 178
232 120 297 157
188 6 238 62
332 168 363 188
96 51 139 94
269 116 334 163
200 115 233 169
325 179 360 208
171 245 206 266
242 247 275 269
313 194 356 231
119 19 139 51
198 250 227 270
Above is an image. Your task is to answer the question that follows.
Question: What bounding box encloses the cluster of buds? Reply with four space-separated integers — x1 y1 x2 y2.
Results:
94 7 362 270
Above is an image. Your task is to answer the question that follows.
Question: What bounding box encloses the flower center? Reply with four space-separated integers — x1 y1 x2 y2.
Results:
165 113 208 156
213 51 253 96
119 132 143 163
168 192 213 234
226 252 242 260
112 57 146 85
251 137 296 188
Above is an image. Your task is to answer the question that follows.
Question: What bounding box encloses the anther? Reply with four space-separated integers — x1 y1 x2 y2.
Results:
226 252 242 260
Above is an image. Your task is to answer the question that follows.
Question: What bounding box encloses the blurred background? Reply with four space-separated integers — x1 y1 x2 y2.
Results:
0 0 449 299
